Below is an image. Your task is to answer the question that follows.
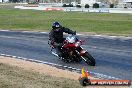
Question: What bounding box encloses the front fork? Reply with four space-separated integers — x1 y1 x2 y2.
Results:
75 48 87 62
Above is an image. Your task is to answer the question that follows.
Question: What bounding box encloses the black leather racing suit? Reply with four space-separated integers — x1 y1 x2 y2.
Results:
49 27 76 57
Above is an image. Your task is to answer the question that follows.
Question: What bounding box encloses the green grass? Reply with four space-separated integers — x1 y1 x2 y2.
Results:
0 63 83 88
0 7 132 36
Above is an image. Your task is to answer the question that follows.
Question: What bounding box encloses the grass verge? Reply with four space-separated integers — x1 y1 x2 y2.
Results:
0 62 83 88
0 4 132 36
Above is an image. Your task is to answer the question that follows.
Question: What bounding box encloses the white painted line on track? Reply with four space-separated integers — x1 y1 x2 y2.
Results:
68 67 72 69
58 64 62 67
5 54 12 57
12 56 17 58
40 32 49 34
0 35 24 39
22 31 48 34
0 30 132 39
0 35 47 44
71 68 77 70
63 66 68 68
0 30 10 31
0 54 6 56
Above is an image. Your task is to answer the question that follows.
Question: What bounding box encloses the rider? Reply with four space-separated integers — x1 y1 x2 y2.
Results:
49 22 76 57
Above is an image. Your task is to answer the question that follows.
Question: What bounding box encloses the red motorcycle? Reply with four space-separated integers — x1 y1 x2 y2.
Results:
49 35 95 66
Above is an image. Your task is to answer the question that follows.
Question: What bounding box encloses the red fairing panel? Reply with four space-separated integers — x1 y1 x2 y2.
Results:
63 43 76 49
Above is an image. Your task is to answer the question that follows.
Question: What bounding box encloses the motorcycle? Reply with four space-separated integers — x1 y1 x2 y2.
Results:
48 35 96 66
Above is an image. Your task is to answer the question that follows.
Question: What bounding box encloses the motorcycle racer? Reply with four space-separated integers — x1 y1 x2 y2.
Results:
49 22 76 57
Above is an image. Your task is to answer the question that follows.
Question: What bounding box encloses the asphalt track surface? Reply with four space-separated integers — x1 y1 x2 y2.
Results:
0 31 132 80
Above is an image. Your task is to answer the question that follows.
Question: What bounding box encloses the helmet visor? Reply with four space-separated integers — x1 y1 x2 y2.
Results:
55 24 60 28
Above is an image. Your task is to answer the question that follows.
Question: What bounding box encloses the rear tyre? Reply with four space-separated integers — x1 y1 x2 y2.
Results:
83 52 96 66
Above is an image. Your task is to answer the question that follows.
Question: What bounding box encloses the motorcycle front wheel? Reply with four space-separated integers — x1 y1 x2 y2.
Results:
82 52 96 66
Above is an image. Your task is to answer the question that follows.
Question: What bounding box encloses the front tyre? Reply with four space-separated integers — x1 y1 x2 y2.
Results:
83 52 96 66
